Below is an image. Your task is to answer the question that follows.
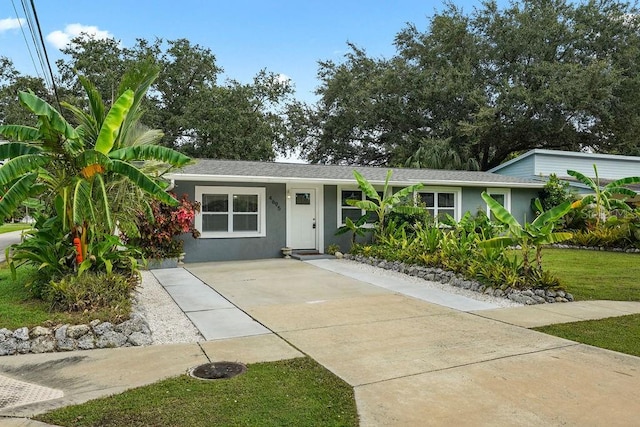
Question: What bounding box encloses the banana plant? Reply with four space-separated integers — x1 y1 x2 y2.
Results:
0 71 191 275
480 192 574 273
567 164 640 227
348 170 424 239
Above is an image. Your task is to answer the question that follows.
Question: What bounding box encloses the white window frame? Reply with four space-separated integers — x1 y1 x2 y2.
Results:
415 186 462 222
337 186 384 227
195 186 266 238
486 187 511 215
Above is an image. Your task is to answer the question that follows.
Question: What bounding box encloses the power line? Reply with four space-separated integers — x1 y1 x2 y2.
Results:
10 0 42 80
19 0 49 88
28 0 61 109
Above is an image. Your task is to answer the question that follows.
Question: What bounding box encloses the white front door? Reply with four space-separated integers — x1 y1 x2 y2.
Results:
290 188 316 249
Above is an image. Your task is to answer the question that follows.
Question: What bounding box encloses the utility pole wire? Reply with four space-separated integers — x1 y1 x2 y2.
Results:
28 0 62 110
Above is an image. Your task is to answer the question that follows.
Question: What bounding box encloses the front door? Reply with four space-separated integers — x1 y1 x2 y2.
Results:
290 188 316 249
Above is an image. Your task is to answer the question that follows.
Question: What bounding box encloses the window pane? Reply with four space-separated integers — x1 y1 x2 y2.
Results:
438 193 455 208
295 193 311 205
426 208 435 219
342 208 362 223
202 194 228 212
233 194 258 212
342 190 362 206
491 194 505 206
202 214 228 232
438 209 455 220
233 214 258 232
418 193 434 207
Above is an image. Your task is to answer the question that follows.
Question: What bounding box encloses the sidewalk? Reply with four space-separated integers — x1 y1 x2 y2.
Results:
1 258 639 426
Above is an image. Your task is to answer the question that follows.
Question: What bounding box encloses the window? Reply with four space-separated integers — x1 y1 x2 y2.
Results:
416 187 461 221
486 188 511 220
195 186 266 238
338 188 385 225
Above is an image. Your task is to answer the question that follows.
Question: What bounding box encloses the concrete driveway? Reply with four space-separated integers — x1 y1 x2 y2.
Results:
187 259 640 426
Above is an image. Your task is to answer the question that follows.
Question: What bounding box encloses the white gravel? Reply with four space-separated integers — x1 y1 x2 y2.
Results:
133 271 203 345
339 259 523 308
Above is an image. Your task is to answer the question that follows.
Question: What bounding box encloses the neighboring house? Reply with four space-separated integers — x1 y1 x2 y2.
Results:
488 149 640 197
166 160 543 262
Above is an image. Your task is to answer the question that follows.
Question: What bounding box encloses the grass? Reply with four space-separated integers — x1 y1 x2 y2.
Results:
540 248 640 301
35 357 359 427
0 266 128 330
0 223 32 234
534 314 640 357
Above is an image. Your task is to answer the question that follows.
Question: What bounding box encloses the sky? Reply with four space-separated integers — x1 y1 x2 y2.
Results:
0 0 490 103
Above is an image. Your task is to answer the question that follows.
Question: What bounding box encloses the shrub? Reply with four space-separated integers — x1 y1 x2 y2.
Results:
46 272 138 316
326 244 341 255
126 193 201 259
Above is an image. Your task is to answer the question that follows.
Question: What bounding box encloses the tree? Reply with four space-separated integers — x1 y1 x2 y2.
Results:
0 57 52 127
299 0 640 169
53 36 295 160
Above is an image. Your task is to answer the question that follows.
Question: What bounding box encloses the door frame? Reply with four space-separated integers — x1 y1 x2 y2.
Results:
286 184 324 252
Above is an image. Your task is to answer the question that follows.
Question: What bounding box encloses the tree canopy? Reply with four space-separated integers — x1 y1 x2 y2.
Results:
297 0 640 169
1 37 296 161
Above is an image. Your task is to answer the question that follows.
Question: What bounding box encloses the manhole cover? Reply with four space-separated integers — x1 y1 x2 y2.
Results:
189 362 246 380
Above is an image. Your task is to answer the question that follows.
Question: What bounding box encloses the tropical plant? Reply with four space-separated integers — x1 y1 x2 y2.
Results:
335 214 370 248
125 193 201 259
567 165 640 226
347 170 423 239
536 173 575 213
480 192 574 273
0 69 191 281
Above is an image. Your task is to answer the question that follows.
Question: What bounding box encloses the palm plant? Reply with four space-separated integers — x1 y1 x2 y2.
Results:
0 69 191 277
347 170 424 239
567 164 640 227
480 192 574 273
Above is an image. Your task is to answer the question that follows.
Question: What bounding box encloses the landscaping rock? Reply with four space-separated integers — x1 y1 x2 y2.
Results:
56 338 77 351
0 338 17 356
128 331 153 346
12 327 29 341
30 326 51 338
93 322 114 336
67 324 90 339
30 336 55 353
77 334 96 350
96 331 128 348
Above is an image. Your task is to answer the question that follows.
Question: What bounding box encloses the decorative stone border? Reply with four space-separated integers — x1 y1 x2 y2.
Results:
0 313 152 357
343 253 574 305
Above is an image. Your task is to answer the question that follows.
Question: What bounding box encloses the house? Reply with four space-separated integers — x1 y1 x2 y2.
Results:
166 159 544 262
488 149 640 196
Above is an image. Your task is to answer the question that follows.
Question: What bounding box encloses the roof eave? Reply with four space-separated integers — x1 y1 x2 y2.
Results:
165 173 545 188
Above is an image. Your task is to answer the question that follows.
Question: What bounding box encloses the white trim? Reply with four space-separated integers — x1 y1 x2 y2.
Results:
336 185 386 227
416 186 462 221
286 184 324 252
195 186 266 238
486 187 512 213
167 173 545 188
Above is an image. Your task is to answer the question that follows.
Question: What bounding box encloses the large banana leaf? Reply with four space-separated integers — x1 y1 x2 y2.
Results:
94 173 113 233
75 150 112 169
94 89 134 154
567 169 597 191
18 91 78 140
62 102 99 146
606 186 637 198
347 199 378 211
72 179 95 226
353 170 381 201
606 176 640 190
0 155 49 187
481 191 520 233
109 145 192 167
478 235 517 249
0 125 40 142
0 142 42 158
109 159 178 206
536 231 573 245
78 74 105 129
531 200 573 227
117 64 160 146
388 183 424 205
0 173 38 221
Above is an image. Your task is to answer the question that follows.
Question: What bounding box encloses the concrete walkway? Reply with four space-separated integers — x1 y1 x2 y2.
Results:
0 230 24 263
1 258 639 426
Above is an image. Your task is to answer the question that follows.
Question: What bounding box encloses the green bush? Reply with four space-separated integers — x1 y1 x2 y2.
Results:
46 272 138 316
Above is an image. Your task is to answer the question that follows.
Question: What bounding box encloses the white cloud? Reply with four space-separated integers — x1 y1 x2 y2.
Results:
276 73 291 85
46 23 113 49
0 17 25 32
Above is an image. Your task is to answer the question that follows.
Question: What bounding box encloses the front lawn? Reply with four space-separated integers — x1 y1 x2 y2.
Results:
534 314 640 357
35 357 359 427
0 223 31 234
540 248 640 301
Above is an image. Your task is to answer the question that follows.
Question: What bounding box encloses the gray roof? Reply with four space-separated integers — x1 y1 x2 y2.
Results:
167 159 544 188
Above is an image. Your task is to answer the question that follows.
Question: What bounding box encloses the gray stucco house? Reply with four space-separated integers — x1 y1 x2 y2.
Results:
166 160 544 262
